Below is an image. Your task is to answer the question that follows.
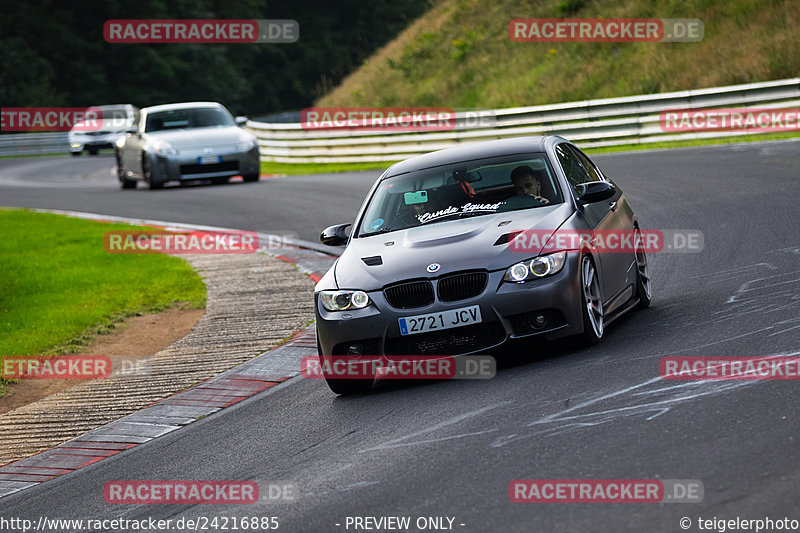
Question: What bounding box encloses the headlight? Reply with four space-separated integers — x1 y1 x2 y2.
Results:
503 251 567 283
237 134 258 151
320 290 371 311
152 140 178 155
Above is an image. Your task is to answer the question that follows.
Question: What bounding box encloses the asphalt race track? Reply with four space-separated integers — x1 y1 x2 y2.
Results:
1 139 799 532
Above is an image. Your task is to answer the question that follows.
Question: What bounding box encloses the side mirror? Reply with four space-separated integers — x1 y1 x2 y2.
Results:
320 224 351 246
235 116 248 127
576 181 616 205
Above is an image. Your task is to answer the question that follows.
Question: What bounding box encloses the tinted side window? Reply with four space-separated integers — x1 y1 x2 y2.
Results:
555 143 591 194
570 146 603 182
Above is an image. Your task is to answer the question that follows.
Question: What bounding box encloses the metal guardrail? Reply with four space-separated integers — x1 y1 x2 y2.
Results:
3 79 797 160
247 78 800 163
0 132 69 156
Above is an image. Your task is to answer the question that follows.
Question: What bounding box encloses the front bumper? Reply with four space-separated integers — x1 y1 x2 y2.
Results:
69 132 125 152
148 146 260 184
315 253 584 357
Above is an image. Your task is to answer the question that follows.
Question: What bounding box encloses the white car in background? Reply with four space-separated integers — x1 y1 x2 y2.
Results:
68 104 139 156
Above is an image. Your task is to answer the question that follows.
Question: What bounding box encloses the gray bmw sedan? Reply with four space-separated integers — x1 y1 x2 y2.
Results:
315 136 652 394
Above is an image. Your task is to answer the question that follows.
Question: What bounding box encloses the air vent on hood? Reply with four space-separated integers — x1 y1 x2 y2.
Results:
361 255 383 266
493 231 523 246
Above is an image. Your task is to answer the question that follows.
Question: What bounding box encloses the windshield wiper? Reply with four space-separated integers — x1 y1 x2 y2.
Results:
360 227 397 237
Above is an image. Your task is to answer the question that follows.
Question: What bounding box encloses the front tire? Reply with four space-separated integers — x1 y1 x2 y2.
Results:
142 155 163 189
634 228 652 309
117 154 136 189
70 151 82 157
578 255 604 346
241 173 260 183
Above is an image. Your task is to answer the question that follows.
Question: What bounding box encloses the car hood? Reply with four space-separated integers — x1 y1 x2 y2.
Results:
146 127 247 149
334 202 574 291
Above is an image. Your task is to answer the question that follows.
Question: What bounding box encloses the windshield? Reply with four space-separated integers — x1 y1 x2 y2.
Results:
358 154 563 237
145 107 234 132
94 105 130 118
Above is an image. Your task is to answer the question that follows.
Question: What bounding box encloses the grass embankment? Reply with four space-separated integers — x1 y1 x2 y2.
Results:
318 0 799 108
265 0 799 175
0 209 206 397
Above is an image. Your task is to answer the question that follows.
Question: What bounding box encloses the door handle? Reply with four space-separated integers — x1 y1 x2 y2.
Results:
609 201 618 212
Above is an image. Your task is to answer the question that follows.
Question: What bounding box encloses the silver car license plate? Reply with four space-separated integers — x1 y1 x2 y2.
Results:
398 305 482 336
198 155 222 164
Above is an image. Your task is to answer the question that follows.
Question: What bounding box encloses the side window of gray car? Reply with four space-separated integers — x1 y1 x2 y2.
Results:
555 143 592 194
569 146 604 182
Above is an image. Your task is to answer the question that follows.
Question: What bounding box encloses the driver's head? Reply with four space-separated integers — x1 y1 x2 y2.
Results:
409 203 426 216
511 166 544 197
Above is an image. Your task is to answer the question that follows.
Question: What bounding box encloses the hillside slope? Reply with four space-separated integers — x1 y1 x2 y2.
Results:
317 0 799 108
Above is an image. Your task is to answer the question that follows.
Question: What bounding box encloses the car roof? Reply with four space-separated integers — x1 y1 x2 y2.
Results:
385 136 565 176
90 104 137 109
142 102 225 113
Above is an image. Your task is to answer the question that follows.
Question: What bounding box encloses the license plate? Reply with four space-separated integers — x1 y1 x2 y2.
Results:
398 305 482 336
198 155 221 164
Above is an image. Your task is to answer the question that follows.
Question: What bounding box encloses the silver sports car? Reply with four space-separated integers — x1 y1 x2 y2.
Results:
115 102 260 189
315 136 652 394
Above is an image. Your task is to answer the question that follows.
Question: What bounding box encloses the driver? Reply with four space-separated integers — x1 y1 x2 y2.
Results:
396 197 429 227
511 165 550 204
500 166 551 210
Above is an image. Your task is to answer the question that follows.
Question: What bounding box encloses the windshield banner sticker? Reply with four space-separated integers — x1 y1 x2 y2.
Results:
418 202 503 224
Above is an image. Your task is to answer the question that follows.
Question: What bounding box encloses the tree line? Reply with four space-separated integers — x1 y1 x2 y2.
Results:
0 0 430 117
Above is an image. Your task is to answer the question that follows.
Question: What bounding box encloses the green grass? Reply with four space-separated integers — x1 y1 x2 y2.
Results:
584 131 800 155
261 160 389 176
0 209 207 397
319 0 800 109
